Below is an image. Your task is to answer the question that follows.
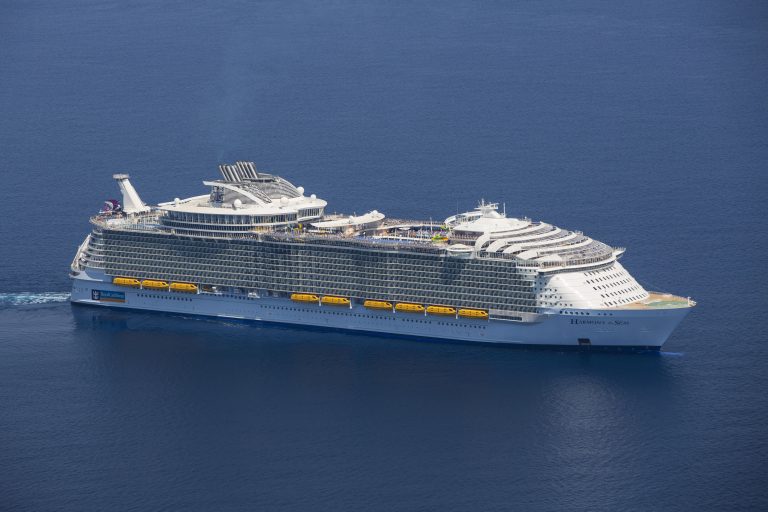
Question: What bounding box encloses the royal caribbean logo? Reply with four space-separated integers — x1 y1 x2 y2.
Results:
91 289 125 303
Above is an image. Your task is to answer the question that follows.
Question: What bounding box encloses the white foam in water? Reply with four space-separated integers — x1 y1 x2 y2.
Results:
0 292 71 306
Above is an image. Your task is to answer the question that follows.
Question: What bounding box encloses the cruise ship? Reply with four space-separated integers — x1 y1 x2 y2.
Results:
70 161 694 349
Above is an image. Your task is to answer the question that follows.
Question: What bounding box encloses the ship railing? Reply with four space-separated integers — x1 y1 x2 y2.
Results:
91 212 163 230
379 218 439 227
261 232 445 254
70 234 91 271
478 248 615 269
476 251 538 266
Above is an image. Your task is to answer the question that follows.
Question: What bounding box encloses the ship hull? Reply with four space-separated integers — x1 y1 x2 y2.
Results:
71 275 691 350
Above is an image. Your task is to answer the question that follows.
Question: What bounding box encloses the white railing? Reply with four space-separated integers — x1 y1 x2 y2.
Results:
70 234 91 271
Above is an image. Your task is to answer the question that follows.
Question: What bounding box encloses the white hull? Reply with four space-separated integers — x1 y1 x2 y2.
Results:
71 273 691 349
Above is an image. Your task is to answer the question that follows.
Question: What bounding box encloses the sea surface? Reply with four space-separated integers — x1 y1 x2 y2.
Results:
1 1 767 510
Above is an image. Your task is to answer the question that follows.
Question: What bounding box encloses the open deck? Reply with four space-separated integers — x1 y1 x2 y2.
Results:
623 292 695 310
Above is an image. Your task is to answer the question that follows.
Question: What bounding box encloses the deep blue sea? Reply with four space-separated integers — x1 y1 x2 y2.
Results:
1 1 767 510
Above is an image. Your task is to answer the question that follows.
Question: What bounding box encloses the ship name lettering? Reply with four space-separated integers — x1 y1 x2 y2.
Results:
570 318 629 326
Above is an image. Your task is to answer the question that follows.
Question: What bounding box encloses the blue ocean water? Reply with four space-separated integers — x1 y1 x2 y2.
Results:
1 1 767 510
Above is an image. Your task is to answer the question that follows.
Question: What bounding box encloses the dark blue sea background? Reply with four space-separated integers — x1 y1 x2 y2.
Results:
1 1 767 510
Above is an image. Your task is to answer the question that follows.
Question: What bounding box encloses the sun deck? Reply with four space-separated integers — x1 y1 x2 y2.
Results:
622 292 695 310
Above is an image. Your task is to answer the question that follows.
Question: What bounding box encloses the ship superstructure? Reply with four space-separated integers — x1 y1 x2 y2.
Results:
70 161 694 349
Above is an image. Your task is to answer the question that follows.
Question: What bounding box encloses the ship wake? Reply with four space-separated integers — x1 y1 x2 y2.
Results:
0 292 71 307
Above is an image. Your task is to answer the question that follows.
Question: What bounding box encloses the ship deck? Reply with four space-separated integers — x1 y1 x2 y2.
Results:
622 292 695 310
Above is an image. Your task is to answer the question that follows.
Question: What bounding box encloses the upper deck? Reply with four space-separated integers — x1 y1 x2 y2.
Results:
93 161 622 273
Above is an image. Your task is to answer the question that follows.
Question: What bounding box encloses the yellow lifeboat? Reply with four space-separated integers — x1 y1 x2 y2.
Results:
364 300 393 310
321 296 351 306
113 277 140 288
291 293 320 303
142 279 169 290
170 282 198 293
426 305 456 316
458 308 489 319
395 303 425 313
